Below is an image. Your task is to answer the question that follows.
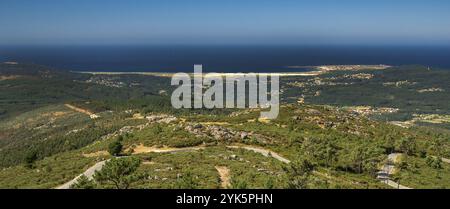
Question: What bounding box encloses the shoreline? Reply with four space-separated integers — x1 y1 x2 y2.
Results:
72 64 391 77
72 71 322 77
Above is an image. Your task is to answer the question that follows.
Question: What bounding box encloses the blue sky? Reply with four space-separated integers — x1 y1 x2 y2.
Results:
1 0 449 45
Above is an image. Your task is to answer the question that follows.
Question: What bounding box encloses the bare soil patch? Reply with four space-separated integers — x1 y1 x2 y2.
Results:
215 166 231 188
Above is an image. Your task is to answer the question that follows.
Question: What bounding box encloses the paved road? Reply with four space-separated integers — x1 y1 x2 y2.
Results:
56 160 109 189
378 153 399 175
377 153 412 189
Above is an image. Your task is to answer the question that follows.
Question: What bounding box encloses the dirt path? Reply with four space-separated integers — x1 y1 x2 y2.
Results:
227 145 291 164
131 144 205 154
0 75 21 81
215 166 231 188
64 104 100 119
55 160 109 189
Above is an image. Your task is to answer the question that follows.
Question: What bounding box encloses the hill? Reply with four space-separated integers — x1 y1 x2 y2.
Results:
0 63 449 189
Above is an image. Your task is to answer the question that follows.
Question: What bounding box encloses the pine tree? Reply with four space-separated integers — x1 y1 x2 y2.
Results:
93 157 143 189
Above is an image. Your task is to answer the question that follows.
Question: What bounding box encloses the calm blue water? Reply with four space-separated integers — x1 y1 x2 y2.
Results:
1 45 449 72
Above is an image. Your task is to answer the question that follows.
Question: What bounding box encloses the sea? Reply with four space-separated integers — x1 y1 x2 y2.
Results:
1 45 449 72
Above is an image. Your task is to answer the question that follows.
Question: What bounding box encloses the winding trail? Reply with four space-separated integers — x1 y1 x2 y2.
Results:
58 144 399 189
227 145 366 187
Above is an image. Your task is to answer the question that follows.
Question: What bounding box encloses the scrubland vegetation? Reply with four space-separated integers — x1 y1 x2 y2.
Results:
0 63 448 189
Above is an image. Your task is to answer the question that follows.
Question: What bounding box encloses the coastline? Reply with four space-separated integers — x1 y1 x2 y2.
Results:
72 64 391 77
72 71 321 77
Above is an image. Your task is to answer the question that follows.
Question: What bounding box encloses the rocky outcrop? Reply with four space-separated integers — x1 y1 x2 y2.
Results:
146 114 177 124
182 123 272 144
101 114 178 140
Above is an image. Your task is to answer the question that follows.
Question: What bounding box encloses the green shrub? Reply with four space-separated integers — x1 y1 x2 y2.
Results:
108 138 123 156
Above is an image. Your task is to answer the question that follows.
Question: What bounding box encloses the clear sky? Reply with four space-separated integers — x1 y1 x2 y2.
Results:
1 0 449 45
